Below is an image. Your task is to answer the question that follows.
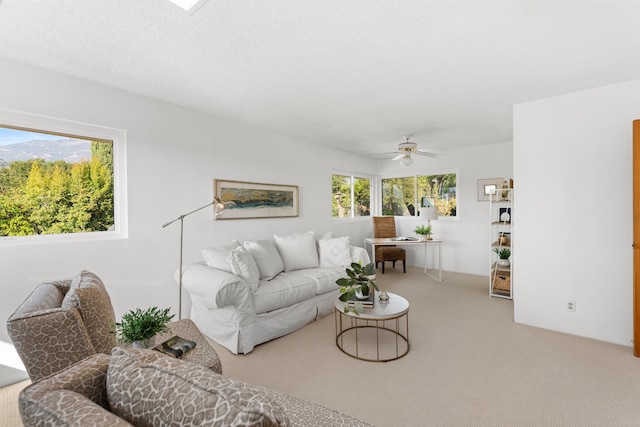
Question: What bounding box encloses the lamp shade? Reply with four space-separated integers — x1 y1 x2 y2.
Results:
420 206 438 220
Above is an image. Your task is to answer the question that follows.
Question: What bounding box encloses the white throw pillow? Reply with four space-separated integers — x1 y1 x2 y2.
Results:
228 246 260 291
273 231 319 272
318 236 352 268
202 240 240 272
243 239 284 280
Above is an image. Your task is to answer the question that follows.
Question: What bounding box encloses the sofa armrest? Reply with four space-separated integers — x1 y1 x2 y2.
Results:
19 353 132 427
181 262 252 310
7 307 96 382
20 389 133 427
350 245 371 265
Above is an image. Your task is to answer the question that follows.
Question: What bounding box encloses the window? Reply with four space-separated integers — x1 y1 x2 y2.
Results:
382 173 456 217
332 173 371 218
0 109 127 243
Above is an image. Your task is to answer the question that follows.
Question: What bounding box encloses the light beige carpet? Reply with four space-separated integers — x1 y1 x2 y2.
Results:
3 267 640 426
209 268 640 426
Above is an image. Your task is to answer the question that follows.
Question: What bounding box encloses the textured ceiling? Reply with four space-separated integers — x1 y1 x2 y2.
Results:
1 0 640 157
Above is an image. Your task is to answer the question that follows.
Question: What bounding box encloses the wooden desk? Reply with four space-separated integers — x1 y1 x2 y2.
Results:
364 238 442 282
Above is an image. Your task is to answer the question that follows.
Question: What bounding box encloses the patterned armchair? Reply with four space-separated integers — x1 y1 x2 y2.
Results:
7 270 221 382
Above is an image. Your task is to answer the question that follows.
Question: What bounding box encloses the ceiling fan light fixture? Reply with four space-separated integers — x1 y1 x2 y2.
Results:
400 155 414 166
167 0 209 13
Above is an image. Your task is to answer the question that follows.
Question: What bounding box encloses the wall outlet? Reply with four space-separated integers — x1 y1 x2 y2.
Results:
567 301 576 312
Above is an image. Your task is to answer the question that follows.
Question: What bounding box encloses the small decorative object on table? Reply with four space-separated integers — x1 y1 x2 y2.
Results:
153 335 196 358
414 224 432 241
112 306 175 349
378 291 390 303
336 262 379 315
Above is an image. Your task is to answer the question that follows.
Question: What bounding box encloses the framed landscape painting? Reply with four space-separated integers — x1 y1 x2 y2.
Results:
214 179 299 219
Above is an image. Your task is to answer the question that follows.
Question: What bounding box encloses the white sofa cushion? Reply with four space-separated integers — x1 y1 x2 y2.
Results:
318 236 352 268
243 239 285 280
252 271 319 314
285 267 343 295
251 268 346 314
202 240 241 272
228 246 260 291
273 231 319 272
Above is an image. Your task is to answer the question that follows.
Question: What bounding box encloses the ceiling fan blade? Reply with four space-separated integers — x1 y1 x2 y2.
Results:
419 146 448 152
413 151 437 158
391 153 404 161
370 151 401 160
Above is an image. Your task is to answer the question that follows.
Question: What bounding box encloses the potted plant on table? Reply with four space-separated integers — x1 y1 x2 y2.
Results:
336 262 379 315
414 224 432 241
493 247 511 267
112 306 175 349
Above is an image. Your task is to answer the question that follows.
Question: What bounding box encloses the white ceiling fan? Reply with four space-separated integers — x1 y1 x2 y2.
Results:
388 136 444 166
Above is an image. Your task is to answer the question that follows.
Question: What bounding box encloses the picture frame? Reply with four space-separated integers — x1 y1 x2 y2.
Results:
214 179 299 220
477 178 504 201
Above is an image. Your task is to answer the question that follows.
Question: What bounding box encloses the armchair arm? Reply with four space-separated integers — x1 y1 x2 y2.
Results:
181 262 252 310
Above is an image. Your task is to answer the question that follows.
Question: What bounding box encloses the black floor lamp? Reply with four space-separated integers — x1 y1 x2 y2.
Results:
162 197 227 320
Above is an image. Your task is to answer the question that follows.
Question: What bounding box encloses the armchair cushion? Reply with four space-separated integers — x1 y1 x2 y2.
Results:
107 347 289 427
62 270 117 354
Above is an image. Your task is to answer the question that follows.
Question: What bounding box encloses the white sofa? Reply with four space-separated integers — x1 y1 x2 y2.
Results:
181 231 370 354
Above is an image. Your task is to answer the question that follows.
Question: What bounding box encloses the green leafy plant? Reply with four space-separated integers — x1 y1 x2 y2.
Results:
112 306 174 346
336 262 379 315
493 247 511 259
414 224 432 235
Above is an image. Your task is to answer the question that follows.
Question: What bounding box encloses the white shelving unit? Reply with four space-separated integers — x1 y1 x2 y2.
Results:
489 184 513 299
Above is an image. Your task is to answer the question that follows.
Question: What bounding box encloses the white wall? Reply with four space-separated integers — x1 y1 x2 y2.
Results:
0 57 516 345
0 58 378 342
514 79 639 347
376 143 513 276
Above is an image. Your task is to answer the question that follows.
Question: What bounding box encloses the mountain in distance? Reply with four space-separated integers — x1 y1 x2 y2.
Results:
0 138 91 164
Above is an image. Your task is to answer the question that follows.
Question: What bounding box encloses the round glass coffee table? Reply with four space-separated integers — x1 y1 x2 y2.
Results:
334 292 409 362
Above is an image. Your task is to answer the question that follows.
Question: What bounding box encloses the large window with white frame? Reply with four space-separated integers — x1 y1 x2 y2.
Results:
382 172 457 217
331 173 371 218
0 109 127 243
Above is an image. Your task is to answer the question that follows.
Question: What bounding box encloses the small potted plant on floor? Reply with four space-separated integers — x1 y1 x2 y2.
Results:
493 247 511 266
336 262 379 315
414 224 432 241
112 306 175 349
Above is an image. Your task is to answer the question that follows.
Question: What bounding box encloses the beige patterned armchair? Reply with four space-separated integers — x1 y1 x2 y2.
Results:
7 270 221 382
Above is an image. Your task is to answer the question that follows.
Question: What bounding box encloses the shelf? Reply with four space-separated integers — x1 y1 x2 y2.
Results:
489 184 513 300
491 241 511 248
490 289 511 298
491 262 511 272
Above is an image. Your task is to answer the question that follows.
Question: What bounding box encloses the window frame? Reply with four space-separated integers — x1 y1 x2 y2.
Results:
380 169 458 219
0 108 128 245
331 170 373 221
